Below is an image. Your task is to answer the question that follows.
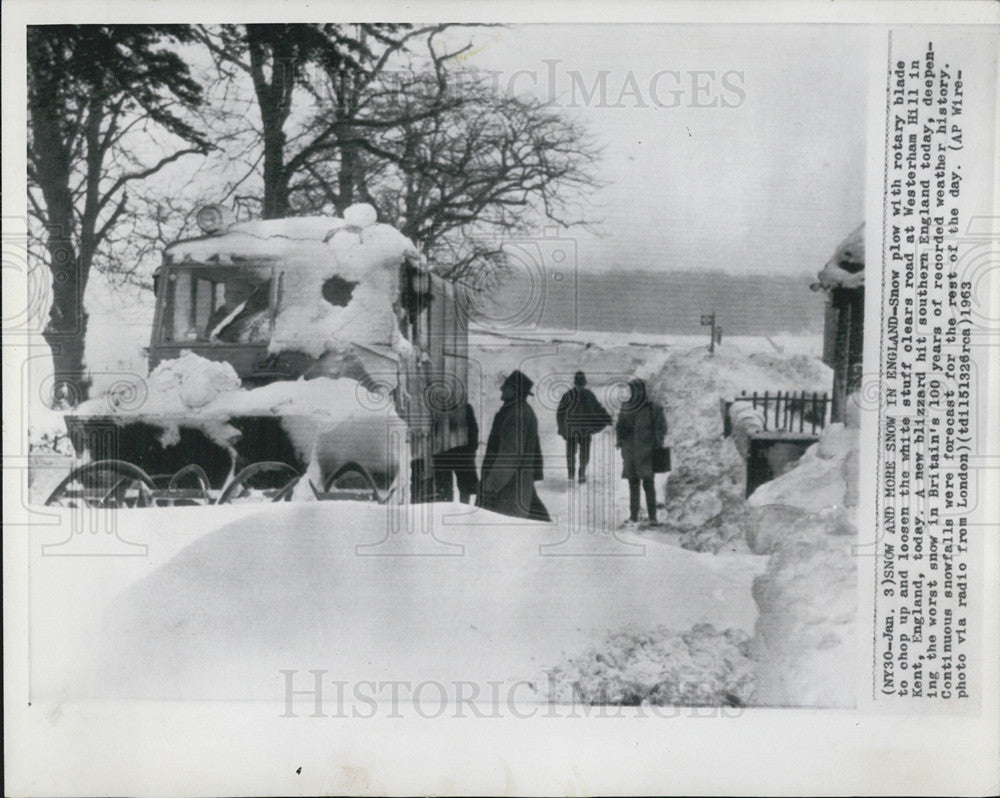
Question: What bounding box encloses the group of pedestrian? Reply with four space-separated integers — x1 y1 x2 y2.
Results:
432 370 668 525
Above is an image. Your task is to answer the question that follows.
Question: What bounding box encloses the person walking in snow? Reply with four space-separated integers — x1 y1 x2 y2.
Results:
478 370 551 522
556 371 611 483
433 403 479 503
616 377 667 524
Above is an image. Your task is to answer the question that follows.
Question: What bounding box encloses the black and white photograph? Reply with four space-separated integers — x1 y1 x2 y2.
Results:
4 3 999 796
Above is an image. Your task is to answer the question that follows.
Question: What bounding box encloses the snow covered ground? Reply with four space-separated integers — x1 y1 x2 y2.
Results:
469 325 824 357
26 327 851 708
28 501 764 703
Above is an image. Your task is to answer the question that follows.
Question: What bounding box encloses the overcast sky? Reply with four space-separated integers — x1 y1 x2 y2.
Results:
79 22 872 334
449 24 871 276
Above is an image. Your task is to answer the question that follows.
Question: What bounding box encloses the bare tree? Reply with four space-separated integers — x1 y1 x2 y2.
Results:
134 26 598 293
195 23 435 219
302 68 601 283
27 25 209 404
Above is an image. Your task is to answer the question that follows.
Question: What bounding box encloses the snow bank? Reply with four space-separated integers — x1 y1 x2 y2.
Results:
744 398 860 707
73 503 764 700
641 345 831 553
546 623 755 706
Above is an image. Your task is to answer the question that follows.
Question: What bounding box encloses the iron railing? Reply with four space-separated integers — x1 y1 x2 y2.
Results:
736 389 831 435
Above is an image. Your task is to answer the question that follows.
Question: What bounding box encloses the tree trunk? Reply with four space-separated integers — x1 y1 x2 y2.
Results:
40 214 92 407
43 295 90 408
38 199 91 406
336 136 358 214
29 61 92 405
261 119 289 219
248 26 294 219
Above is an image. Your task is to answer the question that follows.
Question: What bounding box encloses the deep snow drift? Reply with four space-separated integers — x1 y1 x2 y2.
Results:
643 345 831 553
25 502 764 701
744 402 861 707
28 331 846 707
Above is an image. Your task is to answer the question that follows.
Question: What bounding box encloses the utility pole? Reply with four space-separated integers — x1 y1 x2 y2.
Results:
701 310 717 355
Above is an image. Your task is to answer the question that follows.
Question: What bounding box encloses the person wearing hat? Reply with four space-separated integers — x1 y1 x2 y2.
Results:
615 377 667 524
556 371 612 483
478 370 551 522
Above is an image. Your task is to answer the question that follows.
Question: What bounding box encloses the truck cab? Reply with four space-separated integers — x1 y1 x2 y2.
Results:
147 207 473 499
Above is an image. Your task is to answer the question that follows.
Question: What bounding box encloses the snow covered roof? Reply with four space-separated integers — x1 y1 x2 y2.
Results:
228 216 350 241
812 224 865 291
164 219 334 265
162 204 418 266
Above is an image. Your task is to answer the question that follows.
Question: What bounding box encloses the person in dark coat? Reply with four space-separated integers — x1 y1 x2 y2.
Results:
433 403 479 503
477 370 551 522
615 378 667 523
556 371 612 483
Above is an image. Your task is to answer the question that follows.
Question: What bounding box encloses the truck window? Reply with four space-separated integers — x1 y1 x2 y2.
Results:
206 274 271 343
160 268 271 344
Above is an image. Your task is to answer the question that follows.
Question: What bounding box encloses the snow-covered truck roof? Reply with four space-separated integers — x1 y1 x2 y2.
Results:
163 204 420 266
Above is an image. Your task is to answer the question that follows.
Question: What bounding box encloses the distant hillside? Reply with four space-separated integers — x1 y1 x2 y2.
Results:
480 269 826 336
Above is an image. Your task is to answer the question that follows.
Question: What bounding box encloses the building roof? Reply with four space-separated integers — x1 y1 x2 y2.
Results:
812 223 865 291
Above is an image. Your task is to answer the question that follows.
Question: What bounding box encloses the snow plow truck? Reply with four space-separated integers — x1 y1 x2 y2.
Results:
45 204 472 507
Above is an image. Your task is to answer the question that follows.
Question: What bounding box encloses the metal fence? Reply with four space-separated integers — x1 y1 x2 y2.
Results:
737 389 831 435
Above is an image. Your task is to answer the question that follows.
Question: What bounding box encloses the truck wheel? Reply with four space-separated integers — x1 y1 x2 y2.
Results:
45 459 155 508
216 461 300 504
322 462 383 503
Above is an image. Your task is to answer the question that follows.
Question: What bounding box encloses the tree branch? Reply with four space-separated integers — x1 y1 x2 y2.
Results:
97 147 204 214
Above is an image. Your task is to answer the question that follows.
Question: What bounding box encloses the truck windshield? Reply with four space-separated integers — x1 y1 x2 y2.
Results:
160 266 273 344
